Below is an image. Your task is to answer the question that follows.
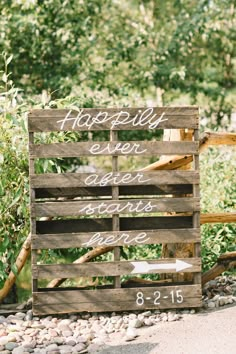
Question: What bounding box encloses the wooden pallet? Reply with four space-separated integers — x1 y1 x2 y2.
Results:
28 106 201 315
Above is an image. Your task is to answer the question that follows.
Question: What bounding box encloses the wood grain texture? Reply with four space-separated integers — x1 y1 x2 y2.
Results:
110 129 121 288
32 284 202 314
29 132 38 292
200 212 236 224
35 184 193 199
193 127 201 285
33 258 201 278
31 171 199 188
36 216 193 234
31 197 200 217
28 107 199 132
31 228 200 249
29 141 199 158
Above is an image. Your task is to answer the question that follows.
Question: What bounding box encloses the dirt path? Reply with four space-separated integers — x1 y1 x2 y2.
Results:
98 304 236 354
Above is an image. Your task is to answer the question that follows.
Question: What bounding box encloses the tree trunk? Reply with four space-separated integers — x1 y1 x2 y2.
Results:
0 233 31 303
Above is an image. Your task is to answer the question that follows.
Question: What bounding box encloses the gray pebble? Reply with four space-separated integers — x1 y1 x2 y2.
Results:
124 328 139 342
65 338 76 346
12 346 25 354
25 311 33 321
129 319 143 328
5 342 19 351
141 311 152 317
0 337 8 346
208 301 215 308
45 343 58 351
15 313 26 320
72 343 86 352
144 318 153 326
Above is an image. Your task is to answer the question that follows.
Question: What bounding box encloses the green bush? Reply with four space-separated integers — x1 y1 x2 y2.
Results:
200 147 236 271
0 55 29 288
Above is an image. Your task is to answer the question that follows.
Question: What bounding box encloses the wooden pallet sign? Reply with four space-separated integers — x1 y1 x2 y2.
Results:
28 106 202 315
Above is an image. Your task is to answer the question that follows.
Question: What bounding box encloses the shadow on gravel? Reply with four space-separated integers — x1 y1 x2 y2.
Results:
98 342 158 354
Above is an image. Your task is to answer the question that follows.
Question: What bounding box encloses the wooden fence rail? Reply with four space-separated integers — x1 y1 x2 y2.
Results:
141 132 236 171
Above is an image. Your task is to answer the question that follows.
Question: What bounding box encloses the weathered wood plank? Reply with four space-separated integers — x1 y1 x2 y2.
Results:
35 184 193 199
29 132 38 293
31 171 199 188
29 141 199 158
193 127 202 286
28 107 199 132
32 258 201 279
31 228 200 249
36 216 193 234
32 197 200 217
32 284 202 314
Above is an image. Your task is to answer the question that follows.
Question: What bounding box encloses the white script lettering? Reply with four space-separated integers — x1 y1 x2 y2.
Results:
79 201 154 215
82 232 150 247
89 142 146 155
56 108 168 130
84 172 150 187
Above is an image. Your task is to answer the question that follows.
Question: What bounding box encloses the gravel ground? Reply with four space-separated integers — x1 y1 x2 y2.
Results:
98 304 236 354
0 275 235 354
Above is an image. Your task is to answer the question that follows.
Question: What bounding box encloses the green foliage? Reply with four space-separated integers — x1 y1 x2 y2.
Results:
0 0 106 96
0 0 235 124
200 147 236 271
0 54 29 288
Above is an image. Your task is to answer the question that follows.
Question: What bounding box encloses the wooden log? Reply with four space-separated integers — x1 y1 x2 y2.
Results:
200 213 236 224
218 251 236 262
140 155 193 171
202 251 236 285
47 246 114 288
0 234 31 303
200 132 236 151
141 132 236 171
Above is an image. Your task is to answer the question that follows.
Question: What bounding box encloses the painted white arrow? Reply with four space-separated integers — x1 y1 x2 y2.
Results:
131 259 193 274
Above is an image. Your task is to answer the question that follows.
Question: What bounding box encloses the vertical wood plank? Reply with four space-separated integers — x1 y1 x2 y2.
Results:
193 125 201 285
29 132 38 292
110 130 121 288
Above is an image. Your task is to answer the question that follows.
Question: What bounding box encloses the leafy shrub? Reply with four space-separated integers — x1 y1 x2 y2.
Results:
200 147 236 271
0 55 29 288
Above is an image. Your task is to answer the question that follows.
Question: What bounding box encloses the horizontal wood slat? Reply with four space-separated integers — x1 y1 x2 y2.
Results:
32 258 201 278
31 171 199 188
29 141 199 158
28 107 199 132
31 228 200 249
36 216 193 234
33 284 202 314
35 184 193 199
32 197 200 217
